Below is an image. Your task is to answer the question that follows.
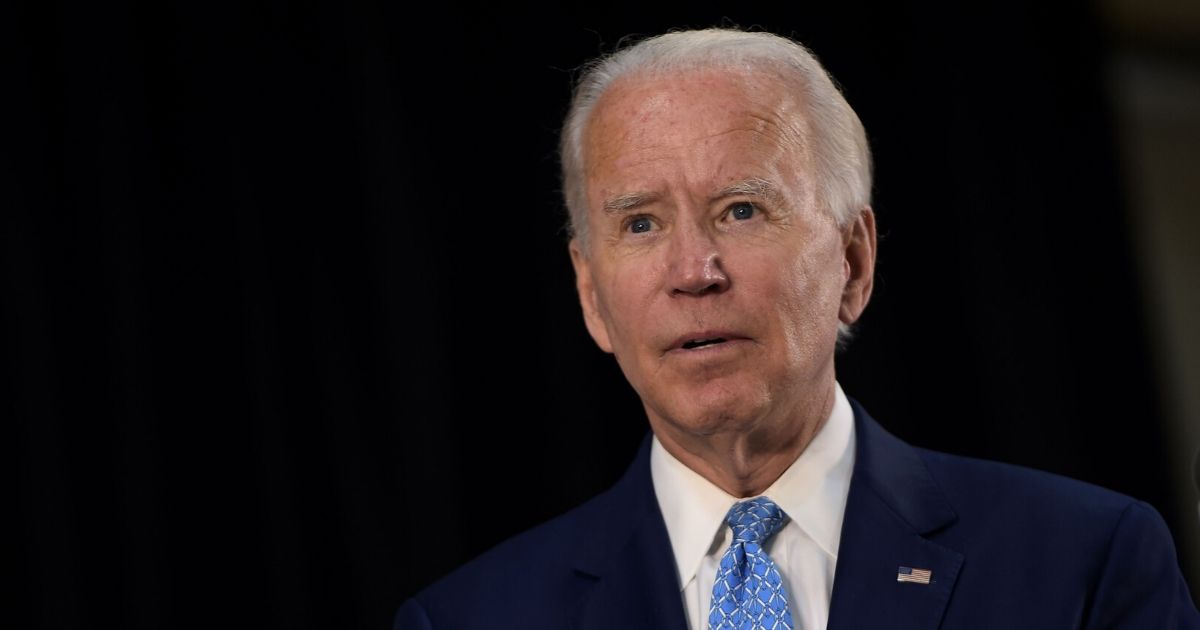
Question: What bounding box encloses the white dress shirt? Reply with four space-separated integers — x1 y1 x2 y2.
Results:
650 382 856 630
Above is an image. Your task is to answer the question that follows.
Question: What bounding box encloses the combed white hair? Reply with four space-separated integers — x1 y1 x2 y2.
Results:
560 28 873 251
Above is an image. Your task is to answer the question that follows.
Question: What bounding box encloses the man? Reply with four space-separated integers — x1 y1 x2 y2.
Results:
396 28 1199 629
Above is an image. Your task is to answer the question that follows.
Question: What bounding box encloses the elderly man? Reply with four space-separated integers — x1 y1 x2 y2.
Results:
396 28 1199 629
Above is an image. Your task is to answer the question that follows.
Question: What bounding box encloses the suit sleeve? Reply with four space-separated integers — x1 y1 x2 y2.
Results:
394 597 434 630
1084 501 1200 629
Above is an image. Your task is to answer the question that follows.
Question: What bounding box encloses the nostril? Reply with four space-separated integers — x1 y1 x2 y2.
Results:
673 281 727 297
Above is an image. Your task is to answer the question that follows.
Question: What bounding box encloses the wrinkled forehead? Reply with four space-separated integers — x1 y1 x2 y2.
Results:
581 66 814 198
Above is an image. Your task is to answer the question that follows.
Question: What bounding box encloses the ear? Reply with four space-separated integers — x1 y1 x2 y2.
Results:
839 207 877 326
568 238 614 354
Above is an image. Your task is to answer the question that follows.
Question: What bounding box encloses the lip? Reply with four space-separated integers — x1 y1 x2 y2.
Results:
665 330 751 353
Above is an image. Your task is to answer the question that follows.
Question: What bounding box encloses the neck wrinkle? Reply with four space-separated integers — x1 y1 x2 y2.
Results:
651 377 836 498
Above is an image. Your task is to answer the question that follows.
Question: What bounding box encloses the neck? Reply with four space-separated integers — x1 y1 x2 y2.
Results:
651 379 837 497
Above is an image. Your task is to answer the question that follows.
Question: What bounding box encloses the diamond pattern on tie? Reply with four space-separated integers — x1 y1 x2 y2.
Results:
708 497 794 630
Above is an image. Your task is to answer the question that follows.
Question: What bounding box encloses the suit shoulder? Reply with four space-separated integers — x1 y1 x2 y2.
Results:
917 446 1138 517
910 448 1199 626
401 482 624 627
428 485 615 584
914 447 1152 552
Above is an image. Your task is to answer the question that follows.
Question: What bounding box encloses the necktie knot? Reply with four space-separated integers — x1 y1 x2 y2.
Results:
726 497 788 546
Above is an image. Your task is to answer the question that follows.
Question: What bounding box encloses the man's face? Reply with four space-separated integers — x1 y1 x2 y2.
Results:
570 67 874 438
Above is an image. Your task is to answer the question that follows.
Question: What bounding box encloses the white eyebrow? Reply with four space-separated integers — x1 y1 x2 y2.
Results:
713 177 783 202
600 178 781 214
602 191 660 214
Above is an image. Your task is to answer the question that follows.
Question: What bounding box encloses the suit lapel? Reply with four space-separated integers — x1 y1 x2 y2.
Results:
570 437 690 630
827 401 963 630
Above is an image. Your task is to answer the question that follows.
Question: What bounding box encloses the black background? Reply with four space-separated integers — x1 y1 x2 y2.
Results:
8 2 1196 628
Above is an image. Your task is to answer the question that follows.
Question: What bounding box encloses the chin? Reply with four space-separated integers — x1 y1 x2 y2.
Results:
657 382 770 437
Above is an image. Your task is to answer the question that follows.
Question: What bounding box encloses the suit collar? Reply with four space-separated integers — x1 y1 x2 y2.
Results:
571 434 661 577
845 398 957 535
571 435 690 630
827 399 963 630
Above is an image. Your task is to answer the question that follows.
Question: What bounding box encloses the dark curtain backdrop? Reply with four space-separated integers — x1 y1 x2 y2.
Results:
8 2 1191 629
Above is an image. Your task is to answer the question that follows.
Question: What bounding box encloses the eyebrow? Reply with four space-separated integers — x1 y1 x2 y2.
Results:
714 177 783 202
600 177 783 215
602 191 660 215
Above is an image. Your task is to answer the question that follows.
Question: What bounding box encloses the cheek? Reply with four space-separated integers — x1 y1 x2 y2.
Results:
597 266 657 342
773 255 845 350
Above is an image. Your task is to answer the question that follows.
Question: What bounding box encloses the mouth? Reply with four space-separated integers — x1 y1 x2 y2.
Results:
667 331 749 353
681 337 728 350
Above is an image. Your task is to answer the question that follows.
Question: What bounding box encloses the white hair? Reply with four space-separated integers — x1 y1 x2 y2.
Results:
560 28 873 251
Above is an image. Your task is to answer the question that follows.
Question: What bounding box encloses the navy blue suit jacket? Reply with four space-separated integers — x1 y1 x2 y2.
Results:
396 401 1199 629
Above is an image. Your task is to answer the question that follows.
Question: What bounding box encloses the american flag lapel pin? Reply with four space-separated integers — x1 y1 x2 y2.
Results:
896 566 932 585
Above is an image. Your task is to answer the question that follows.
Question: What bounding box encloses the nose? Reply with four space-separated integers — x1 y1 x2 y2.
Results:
666 222 730 297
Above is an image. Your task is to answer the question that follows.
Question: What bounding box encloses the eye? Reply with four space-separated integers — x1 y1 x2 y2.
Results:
628 216 653 234
728 202 757 221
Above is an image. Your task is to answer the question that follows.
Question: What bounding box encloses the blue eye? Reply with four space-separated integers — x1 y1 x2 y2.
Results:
730 202 756 220
629 217 652 233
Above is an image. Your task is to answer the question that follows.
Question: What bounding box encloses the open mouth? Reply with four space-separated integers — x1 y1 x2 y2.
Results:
681 337 727 350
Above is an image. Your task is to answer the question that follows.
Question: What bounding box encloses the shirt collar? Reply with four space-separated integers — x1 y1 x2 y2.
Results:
649 381 857 590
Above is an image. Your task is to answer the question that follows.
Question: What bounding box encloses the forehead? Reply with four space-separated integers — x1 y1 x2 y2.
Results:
582 67 810 194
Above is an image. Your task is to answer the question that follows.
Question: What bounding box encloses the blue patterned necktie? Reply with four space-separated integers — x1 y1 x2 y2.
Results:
708 497 795 630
